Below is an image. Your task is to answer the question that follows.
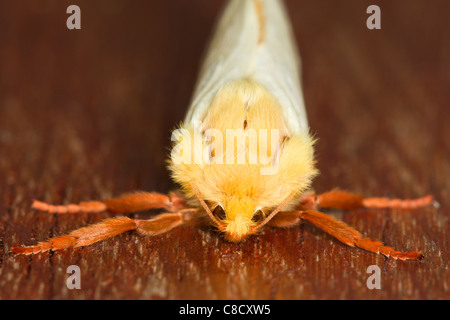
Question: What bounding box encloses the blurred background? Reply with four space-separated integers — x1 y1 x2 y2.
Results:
0 0 448 299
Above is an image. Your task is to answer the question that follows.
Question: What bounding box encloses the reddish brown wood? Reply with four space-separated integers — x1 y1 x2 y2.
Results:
0 0 448 299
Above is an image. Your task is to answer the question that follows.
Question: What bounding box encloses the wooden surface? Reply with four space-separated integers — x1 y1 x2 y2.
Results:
0 0 449 300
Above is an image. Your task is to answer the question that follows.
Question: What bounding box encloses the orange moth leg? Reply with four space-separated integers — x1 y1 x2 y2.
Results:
266 211 303 228
32 191 188 214
297 190 435 211
362 195 435 209
136 213 186 236
11 210 201 255
10 216 136 255
135 209 204 236
300 210 423 260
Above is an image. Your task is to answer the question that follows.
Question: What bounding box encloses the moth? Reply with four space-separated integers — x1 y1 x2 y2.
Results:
12 0 433 260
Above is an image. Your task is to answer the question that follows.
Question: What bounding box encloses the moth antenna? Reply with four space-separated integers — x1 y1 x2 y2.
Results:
254 193 295 231
191 184 224 229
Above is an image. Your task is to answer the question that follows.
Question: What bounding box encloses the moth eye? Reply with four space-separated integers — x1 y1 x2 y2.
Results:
251 210 264 224
213 205 226 221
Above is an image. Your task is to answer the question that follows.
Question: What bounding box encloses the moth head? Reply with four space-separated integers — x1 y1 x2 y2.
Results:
168 127 318 242
215 196 259 242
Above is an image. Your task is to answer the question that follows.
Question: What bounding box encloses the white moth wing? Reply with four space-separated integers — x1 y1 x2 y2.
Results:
184 0 308 135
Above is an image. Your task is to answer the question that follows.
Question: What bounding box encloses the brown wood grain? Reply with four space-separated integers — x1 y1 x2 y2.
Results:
0 0 448 300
